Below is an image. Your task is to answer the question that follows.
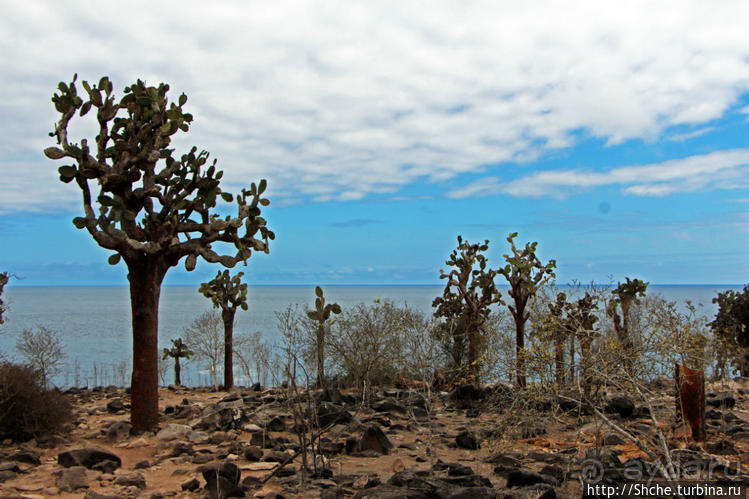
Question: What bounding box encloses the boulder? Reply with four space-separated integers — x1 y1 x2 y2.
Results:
198 461 243 499
156 423 192 441
56 466 89 492
58 447 122 471
113 471 146 488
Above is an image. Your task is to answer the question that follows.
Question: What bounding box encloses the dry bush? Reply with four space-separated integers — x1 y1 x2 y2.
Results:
16 326 66 389
184 310 224 389
0 362 72 441
328 300 439 399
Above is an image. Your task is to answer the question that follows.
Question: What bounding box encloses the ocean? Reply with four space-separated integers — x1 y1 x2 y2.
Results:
0 284 742 387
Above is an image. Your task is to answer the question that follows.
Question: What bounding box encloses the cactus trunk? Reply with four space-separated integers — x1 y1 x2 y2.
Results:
128 258 167 432
222 308 235 390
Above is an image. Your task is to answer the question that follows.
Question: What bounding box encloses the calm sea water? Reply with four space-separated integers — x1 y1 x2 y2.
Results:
0 284 742 387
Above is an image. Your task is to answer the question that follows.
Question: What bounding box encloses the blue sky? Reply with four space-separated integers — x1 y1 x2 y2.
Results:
1 1 748 286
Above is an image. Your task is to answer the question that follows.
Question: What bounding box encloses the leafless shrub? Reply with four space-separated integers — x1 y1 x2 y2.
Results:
184 310 224 389
15 326 66 389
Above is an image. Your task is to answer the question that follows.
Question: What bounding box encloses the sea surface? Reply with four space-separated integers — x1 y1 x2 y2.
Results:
0 284 742 387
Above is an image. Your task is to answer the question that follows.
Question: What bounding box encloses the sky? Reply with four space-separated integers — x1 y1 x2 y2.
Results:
1 1 748 286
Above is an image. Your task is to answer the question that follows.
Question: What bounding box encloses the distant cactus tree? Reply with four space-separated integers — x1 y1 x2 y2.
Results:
568 292 599 398
162 338 193 386
433 236 503 384
199 270 248 390
545 292 570 386
306 286 341 389
499 233 556 388
607 277 648 368
45 75 274 431
0 271 7 325
709 284 749 376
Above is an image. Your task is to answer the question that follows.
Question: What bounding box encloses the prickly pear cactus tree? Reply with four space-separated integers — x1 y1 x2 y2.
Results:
46 75 274 431
709 284 749 376
162 338 193 386
306 286 341 389
498 232 556 388
199 270 248 390
607 277 648 369
542 292 570 386
567 292 599 398
433 236 503 384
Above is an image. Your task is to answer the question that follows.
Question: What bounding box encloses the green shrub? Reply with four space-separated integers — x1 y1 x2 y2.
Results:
0 362 72 441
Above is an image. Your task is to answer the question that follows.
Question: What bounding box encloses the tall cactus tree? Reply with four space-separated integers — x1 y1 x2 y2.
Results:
45 75 274 431
499 233 556 388
162 338 193 386
199 270 249 390
433 236 503 384
306 286 341 389
607 277 648 370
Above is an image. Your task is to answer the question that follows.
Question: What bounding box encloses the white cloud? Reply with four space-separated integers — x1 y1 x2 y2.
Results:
447 149 749 198
2 1 749 211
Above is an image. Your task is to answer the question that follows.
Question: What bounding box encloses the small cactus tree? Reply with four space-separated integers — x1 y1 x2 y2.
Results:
306 286 341 389
46 75 274 431
544 292 570 386
607 277 648 370
162 338 193 386
199 270 248 390
498 232 556 388
433 236 503 384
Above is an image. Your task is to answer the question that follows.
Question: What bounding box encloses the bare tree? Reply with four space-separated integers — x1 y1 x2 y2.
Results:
184 311 223 389
16 327 66 389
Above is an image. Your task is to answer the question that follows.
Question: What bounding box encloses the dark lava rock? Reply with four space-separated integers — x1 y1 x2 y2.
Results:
372 398 407 414
449 384 483 409
105 421 132 441
604 395 635 418
91 459 120 474
58 447 122 471
706 439 737 455
182 477 200 491
113 471 146 488
265 416 286 432
198 461 244 499
106 398 126 413
316 402 352 427
243 445 263 461
707 392 736 409
455 430 479 450
357 424 394 455
9 448 41 465
506 469 558 488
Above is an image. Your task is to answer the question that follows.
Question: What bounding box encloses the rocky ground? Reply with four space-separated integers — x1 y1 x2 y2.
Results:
0 378 747 498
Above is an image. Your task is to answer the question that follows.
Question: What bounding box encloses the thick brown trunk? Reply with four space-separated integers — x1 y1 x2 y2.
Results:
128 258 166 433
316 325 325 389
174 358 181 386
222 308 235 390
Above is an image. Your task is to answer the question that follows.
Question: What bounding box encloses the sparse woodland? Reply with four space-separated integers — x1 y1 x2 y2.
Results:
0 76 745 497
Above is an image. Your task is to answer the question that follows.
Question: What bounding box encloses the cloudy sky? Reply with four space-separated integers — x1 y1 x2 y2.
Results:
1 1 748 285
